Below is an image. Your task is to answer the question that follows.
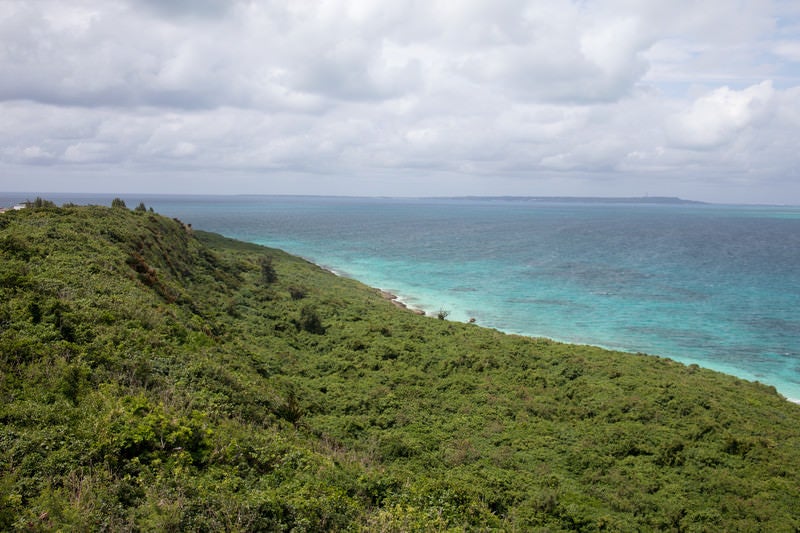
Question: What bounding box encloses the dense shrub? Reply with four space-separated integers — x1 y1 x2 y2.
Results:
1 204 799 530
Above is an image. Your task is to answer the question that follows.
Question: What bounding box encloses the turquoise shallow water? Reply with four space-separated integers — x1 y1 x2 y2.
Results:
5 194 799 400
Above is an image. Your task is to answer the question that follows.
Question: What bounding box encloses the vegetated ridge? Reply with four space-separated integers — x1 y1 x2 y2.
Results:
1 201 798 531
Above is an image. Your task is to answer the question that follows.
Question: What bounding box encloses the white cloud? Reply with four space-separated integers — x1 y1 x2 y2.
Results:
774 41 800 61
666 81 775 149
0 0 799 203
63 142 116 163
21 146 51 160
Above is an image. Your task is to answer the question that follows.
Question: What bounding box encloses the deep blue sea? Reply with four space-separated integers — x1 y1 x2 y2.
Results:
5 193 799 401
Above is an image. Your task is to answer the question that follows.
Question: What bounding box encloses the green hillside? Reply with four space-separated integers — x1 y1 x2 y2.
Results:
2 202 799 531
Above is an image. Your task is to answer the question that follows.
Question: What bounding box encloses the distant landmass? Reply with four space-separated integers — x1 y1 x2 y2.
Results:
452 196 708 204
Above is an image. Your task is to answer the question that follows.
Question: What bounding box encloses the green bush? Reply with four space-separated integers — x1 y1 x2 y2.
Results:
1 204 799 530
259 256 277 284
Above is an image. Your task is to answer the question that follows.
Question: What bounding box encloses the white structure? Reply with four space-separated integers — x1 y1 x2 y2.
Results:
0 204 26 214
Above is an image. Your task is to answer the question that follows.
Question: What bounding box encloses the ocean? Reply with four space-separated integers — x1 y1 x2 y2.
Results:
4 193 799 401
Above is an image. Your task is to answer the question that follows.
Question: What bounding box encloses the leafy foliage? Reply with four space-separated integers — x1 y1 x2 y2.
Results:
259 256 278 285
24 197 57 209
1 203 799 530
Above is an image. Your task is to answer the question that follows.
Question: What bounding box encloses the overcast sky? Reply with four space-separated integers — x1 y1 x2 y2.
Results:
1 1 799 203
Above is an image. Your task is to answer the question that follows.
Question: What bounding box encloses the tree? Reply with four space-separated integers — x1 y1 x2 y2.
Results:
25 197 56 208
111 198 127 209
297 305 325 334
260 256 278 284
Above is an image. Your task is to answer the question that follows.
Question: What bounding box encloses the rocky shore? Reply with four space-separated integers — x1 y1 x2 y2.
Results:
378 290 426 315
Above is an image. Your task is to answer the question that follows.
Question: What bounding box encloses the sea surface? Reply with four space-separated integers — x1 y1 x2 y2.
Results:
4 193 799 401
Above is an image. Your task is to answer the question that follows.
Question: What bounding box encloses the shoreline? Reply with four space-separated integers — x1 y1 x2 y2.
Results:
317 262 428 316
318 260 800 405
378 293 800 405
378 290 426 314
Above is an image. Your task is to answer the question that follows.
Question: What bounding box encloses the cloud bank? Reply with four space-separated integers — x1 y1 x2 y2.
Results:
1 0 799 203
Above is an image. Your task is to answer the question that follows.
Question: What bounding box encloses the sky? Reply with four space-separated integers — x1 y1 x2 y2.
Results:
1 1 800 204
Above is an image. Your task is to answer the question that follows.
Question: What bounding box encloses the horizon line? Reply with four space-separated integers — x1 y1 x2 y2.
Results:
2 191 799 207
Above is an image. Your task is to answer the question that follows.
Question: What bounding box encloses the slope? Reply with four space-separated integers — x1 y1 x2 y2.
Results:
1 203 799 531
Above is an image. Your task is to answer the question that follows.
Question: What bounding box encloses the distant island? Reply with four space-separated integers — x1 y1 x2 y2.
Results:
449 196 709 204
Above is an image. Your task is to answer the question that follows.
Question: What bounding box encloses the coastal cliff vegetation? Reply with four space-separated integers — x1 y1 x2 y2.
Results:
1 202 799 531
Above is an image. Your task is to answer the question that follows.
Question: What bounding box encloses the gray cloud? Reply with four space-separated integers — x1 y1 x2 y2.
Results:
1 0 799 204
132 0 238 19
